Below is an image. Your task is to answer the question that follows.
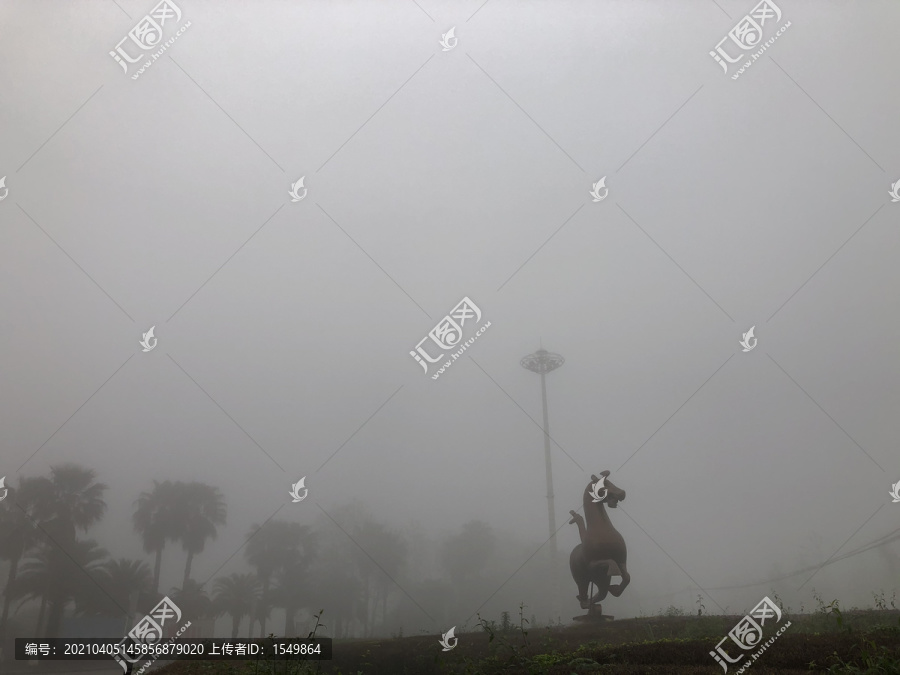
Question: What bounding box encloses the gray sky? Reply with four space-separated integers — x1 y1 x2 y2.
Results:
1 0 898 627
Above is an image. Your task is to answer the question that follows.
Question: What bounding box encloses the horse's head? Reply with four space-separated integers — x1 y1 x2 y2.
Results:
584 470 626 508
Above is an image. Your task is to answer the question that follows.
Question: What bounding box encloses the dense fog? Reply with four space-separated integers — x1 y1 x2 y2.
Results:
1 0 898 662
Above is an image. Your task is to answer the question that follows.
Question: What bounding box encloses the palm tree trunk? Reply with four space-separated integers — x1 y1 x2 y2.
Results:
361 577 367 637
284 605 296 637
153 547 163 594
364 577 372 637
0 552 22 640
35 596 47 637
46 598 64 638
182 551 194 589
231 614 240 639
259 577 270 637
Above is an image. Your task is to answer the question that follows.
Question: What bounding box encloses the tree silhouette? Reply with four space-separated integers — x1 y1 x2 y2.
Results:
349 521 407 635
307 546 362 638
173 482 227 588
133 480 180 595
272 546 318 638
13 539 108 637
0 476 45 641
213 573 261 638
85 558 153 618
244 520 311 637
23 465 108 637
30 465 107 545
169 579 212 621
313 502 408 636
441 519 494 585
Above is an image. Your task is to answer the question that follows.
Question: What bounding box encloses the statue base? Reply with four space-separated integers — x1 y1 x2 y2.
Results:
573 602 613 622
572 613 613 622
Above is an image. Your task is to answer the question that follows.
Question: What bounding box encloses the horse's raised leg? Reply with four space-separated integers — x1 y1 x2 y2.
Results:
587 584 608 605
607 561 630 597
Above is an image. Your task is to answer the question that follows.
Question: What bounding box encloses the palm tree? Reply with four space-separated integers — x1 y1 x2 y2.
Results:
349 520 407 635
244 521 311 637
307 554 362 639
133 480 179 594
173 482 227 589
212 573 260 638
0 476 45 641
13 539 108 638
272 547 317 638
30 465 107 544
169 579 212 621
370 528 407 630
23 465 108 637
84 558 153 618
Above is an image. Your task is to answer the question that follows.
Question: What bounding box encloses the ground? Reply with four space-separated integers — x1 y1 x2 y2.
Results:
147 608 900 674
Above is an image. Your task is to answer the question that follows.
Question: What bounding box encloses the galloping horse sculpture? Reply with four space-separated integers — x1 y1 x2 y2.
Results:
568 471 630 616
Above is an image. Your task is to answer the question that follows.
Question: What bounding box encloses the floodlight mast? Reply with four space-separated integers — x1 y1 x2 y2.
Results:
520 348 565 621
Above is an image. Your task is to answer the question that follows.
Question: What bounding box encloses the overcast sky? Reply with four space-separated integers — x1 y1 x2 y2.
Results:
1 0 898 625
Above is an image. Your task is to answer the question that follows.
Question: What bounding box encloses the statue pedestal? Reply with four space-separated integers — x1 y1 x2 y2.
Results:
572 613 613 623
573 601 613 623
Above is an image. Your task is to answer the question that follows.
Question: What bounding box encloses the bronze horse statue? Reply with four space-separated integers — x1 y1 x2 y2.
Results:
568 471 630 613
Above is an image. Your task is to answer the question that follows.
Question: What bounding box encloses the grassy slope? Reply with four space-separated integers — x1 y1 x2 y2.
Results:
155 609 900 675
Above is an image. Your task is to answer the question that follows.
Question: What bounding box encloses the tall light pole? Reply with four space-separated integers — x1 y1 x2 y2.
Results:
520 347 564 622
